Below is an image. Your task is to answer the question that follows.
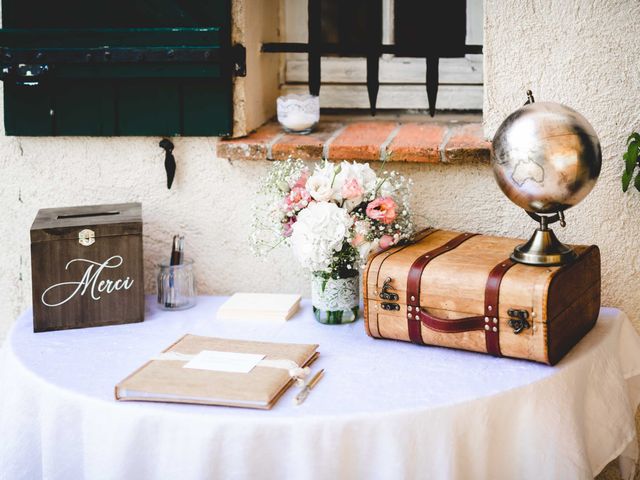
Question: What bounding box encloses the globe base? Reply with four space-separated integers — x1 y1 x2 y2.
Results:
511 228 577 266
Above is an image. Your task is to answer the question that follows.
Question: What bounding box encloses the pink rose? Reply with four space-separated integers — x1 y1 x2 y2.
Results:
341 178 364 200
283 217 297 237
285 187 311 211
366 197 397 225
293 172 308 189
379 234 395 249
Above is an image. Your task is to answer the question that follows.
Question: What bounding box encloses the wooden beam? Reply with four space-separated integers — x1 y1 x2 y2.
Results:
285 56 483 85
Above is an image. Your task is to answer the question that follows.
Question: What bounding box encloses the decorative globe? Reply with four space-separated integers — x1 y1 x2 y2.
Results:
491 102 602 214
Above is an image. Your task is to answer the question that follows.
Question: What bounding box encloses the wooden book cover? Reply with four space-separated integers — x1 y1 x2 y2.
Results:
115 335 319 409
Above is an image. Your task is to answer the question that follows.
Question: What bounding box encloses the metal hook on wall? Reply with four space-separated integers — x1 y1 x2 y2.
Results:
159 139 176 189
525 89 535 105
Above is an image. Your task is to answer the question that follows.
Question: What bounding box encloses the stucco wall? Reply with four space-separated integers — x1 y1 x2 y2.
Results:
1 0 639 353
483 0 640 336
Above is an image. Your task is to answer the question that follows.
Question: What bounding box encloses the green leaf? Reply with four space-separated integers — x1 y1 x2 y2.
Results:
634 171 640 192
628 132 640 145
622 169 632 192
626 142 639 174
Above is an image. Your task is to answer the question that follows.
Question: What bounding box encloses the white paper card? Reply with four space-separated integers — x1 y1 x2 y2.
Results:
183 350 265 374
216 293 301 321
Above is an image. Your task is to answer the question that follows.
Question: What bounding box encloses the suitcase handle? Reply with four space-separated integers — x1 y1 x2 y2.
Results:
409 310 489 333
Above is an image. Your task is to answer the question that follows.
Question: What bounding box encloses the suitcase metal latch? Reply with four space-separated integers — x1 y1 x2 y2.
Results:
381 302 400 311
507 309 530 334
379 278 400 311
379 277 399 301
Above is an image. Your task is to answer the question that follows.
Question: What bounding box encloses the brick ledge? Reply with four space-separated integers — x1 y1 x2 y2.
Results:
217 119 490 164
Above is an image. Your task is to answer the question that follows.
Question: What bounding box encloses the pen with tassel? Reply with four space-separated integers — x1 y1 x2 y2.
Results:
294 369 325 405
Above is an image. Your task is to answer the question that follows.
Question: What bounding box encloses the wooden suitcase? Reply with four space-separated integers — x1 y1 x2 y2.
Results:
363 229 601 365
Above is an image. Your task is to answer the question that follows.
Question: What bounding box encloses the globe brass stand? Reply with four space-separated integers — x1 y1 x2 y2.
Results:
511 211 577 266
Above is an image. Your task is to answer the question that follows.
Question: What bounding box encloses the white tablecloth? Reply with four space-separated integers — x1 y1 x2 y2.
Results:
1 297 640 480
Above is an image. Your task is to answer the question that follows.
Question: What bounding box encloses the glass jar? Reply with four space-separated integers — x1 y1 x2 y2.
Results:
277 93 320 134
311 271 359 325
157 260 197 311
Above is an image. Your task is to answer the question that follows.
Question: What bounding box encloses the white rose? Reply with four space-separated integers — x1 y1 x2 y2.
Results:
330 162 351 199
290 202 353 272
353 162 378 194
314 161 336 181
306 175 334 202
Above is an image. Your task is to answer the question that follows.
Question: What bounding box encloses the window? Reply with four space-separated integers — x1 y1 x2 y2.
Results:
279 0 483 113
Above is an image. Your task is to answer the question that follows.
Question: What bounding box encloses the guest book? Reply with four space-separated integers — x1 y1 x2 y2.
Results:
115 335 319 409
216 293 302 321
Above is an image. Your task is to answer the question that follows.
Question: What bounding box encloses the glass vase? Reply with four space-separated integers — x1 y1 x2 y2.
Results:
311 271 359 325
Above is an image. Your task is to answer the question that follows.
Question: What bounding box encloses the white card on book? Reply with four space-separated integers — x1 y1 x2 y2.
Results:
183 350 266 373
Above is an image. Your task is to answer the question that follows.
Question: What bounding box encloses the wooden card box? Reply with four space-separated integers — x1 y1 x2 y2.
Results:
363 229 601 365
30 203 144 332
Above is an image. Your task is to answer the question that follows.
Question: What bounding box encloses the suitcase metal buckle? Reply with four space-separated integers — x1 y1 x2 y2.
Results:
379 277 399 301
507 309 530 334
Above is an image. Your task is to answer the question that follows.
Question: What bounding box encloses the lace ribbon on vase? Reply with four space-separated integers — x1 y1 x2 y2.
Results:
311 275 359 311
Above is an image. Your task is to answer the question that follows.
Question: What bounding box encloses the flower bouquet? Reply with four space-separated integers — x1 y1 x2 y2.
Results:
251 158 414 324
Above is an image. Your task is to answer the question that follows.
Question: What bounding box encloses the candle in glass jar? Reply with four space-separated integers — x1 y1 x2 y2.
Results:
277 94 320 134
280 112 318 131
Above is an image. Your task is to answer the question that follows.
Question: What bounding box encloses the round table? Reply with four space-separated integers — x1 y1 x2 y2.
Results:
2 297 640 480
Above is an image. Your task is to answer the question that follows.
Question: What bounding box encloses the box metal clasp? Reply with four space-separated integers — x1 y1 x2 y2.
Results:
78 229 95 246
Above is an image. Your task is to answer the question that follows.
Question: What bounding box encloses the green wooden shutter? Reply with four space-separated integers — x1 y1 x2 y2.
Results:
0 0 233 136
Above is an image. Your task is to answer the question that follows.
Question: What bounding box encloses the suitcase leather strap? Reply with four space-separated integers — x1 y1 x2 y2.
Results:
406 233 517 356
482 258 517 356
406 233 478 342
